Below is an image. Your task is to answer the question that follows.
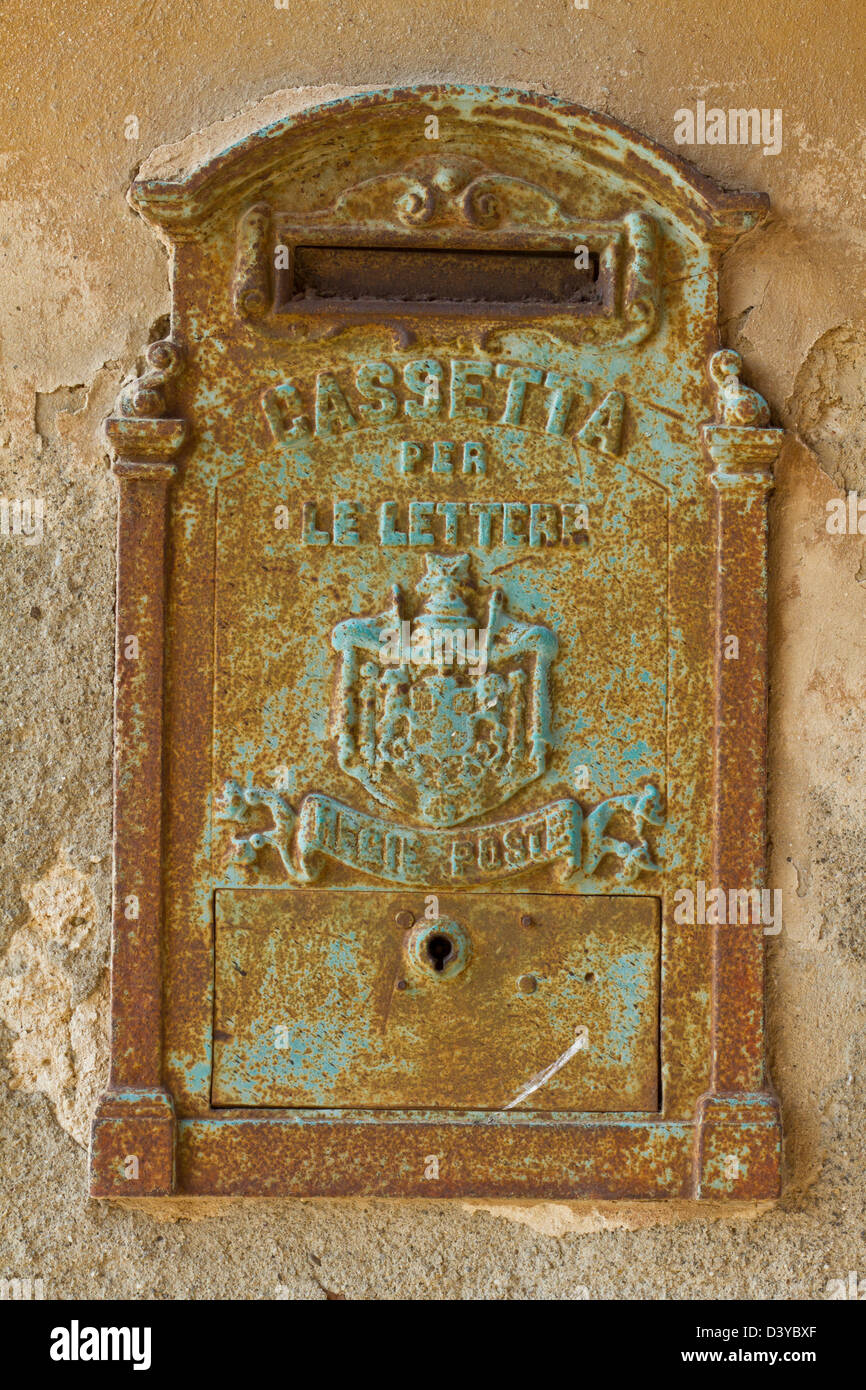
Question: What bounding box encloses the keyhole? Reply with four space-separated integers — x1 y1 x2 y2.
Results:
406 916 468 980
426 933 454 972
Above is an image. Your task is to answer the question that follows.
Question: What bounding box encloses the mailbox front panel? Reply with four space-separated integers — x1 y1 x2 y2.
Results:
91 87 784 1201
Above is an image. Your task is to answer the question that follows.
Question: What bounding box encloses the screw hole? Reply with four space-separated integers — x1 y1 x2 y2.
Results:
426 933 455 972
584 971 596 983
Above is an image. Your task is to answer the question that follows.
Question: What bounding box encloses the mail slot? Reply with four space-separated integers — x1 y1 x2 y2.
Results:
275 245 602 311
92 86 784 1201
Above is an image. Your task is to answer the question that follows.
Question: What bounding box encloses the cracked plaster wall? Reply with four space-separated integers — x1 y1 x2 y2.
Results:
0 0 864 1300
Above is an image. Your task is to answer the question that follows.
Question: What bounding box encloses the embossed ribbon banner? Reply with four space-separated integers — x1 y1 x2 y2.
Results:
294 791 583 885
219 778 664 886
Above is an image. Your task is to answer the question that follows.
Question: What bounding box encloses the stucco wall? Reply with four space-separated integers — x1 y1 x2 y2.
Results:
1 0 864 1299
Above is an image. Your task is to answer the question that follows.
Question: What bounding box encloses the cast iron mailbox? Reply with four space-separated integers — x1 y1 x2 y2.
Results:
91 86 784 1199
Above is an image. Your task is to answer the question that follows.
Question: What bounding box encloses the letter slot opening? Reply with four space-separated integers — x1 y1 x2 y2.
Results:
274 245 602 313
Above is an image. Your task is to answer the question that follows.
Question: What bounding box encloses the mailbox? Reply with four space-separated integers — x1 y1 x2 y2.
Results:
91 87 784 1199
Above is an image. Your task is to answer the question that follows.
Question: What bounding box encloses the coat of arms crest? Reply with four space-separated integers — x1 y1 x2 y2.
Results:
220 554 663 886
331 554 557 828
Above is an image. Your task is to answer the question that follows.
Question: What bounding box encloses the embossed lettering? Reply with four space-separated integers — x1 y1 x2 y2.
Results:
450 359 492 421
577 390 624 454
408 501 435 545
496 363 543 426
469 501 503 546
529 503 558 546
261 358 633 452
301 501 329 544
544 371 592 436
503 502 529 545
436 501 467 544
333 500 362 545
379 501 407 545
432 441 454 474
462 441 486 474
261 381 313 446
399 441 423 474
315 373 357 437
356 361 398 424
403 359 443 419
296 499 590 547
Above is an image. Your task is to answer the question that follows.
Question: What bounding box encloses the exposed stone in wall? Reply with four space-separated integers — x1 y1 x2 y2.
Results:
0 859 108 1146
788 325 866 492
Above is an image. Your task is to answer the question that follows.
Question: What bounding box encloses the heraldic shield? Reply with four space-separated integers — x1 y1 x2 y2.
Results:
331 554 558 828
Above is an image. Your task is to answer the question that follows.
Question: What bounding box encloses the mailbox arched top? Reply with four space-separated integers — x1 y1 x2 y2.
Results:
130 85 767 251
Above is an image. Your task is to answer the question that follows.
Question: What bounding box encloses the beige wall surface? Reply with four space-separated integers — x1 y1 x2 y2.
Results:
1 0 865 1299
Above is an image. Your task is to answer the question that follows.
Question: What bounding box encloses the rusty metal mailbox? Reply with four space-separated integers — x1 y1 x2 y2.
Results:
91 87 784 1199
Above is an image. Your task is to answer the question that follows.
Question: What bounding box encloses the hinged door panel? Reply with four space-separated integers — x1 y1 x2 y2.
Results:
212 889 659 1111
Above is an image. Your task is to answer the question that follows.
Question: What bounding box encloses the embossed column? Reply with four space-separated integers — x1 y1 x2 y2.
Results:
90 342 186 1197
694 350 784 1198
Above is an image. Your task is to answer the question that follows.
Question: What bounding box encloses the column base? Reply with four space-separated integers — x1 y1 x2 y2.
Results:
693 1092 782 1199
90 1088 176 1197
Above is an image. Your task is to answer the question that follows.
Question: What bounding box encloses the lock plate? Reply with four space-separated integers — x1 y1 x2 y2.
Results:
212 889 659 1111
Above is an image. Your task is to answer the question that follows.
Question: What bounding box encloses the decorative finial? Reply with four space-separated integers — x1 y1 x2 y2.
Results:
708 349 771 426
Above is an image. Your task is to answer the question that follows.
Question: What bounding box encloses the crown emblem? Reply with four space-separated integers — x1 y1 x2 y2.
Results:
331 554 558 828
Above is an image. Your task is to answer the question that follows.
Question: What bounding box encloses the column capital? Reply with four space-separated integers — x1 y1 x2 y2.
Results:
702 423 784 487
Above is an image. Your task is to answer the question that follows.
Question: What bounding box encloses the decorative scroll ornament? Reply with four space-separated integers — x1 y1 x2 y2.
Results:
333 158 566 230
104 338 187 464
232 203 271 320
219 554 665 887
